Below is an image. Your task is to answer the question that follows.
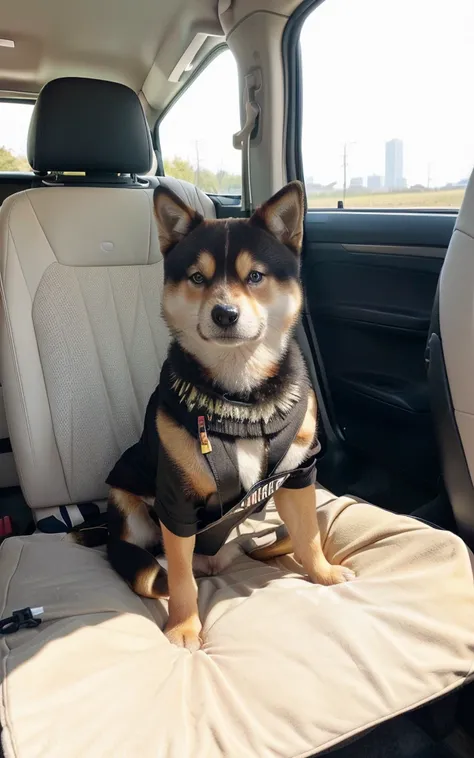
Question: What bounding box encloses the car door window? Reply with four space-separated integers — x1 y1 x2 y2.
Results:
300 0 474 209
159 49 241 196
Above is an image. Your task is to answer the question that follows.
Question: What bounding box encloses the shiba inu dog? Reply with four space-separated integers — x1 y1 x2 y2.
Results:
91 181 355 651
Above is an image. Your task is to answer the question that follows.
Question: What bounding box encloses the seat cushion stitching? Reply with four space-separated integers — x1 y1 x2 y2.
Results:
25 191 59 264
454 227 474 243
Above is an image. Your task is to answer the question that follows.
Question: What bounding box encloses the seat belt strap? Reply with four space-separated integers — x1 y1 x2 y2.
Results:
233 71 260 216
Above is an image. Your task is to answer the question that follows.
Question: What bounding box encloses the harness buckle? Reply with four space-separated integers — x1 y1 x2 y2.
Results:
198 416 213 455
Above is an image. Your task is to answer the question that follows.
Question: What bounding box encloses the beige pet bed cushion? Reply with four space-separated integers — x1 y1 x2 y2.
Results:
1 487 474 758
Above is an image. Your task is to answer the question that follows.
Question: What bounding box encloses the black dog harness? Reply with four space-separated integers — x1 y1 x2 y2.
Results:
106 358 318 555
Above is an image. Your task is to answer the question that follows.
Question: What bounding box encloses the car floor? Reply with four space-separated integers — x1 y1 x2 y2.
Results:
323 717 474 758
0 486 34 535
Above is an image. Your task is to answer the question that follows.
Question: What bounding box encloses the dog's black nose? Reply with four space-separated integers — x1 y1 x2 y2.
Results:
211 304 240 327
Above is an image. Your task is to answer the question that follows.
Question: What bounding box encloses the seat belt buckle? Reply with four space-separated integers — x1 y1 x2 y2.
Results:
0 606 44 635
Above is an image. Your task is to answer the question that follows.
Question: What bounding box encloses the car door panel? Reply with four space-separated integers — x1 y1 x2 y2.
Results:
303 211 456 496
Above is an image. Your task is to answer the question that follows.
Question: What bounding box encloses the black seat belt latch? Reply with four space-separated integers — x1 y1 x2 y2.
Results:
0 606 44 635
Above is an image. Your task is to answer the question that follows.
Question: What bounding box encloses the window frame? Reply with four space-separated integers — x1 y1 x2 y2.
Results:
153 42 242 200
0 97 35 106
284 0 461 215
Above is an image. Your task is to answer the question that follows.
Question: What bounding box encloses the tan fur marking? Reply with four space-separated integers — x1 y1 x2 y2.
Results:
157 410 216 499
283 281 303 330
250 275 277 306
163 280 202 313
250 535 294 561
196 251 215 280
133 563 168 598
235 251 254 281
110 488 159 546
110 487 141 517
262 361 279 378
225 282 246 299
295 389 317 446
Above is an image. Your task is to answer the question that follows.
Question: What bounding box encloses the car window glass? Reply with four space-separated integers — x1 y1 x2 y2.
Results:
159 49 242 195
300 0 474 209
0 102 33 171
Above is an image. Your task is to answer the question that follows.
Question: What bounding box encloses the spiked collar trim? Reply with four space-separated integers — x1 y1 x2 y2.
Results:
163 370 305 439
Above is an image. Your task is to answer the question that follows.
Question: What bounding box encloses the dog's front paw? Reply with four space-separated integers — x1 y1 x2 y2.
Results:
165 615 202 652
302 554 355 586
308 564 355 585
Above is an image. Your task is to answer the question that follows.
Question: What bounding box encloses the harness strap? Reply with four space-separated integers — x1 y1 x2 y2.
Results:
204 436 241 522
198 383 308 539
195 470 291 555
267 394 308 474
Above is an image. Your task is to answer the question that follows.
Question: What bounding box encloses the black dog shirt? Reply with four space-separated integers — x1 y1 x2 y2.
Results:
106 346 319 555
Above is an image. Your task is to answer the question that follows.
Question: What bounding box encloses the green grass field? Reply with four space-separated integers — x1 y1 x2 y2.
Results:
307 187 465 210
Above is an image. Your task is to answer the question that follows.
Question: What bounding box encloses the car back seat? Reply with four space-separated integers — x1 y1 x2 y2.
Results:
0 77 216 529
0 166 185 497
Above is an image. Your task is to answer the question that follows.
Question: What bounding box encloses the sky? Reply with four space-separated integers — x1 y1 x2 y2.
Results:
1 0 473 188
0 102 32 157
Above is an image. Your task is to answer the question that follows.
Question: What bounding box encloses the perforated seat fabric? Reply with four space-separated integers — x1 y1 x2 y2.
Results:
0 486 473 758
0 178 215 513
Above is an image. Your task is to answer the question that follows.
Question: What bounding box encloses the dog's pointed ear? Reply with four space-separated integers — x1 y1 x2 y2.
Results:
250 181 305 254
153 186 203 255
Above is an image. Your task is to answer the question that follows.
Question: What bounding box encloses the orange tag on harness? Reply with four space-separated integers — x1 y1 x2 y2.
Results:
198 416 212 454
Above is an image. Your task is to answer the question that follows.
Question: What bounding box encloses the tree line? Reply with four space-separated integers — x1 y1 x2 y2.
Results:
0 147 242 196
0 146 30 172
164 156 241 195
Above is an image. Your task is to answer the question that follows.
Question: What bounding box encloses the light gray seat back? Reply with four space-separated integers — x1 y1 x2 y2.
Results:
0 77 215 514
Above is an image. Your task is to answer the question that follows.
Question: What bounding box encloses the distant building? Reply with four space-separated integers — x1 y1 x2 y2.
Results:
385 139 404 190
350 177 364 188
367 174 383 191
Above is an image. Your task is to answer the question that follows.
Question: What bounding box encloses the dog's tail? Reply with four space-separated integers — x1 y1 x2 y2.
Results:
69 514 109 547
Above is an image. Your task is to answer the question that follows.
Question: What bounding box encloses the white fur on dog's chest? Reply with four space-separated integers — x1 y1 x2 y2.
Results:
236 436 310 491
236 438 265 491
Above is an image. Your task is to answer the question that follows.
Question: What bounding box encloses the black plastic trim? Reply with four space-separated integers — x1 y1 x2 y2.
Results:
0 439 12 455
208 194 244 218
305 212 456 247
208 194 241 207
0 97 35 106
283 0 325 185
315 304 430 332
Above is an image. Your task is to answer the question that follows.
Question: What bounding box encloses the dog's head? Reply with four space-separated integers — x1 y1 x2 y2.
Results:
154 181 305 392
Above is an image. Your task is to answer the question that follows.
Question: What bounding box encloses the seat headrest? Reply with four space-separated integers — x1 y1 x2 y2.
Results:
28 77 153 175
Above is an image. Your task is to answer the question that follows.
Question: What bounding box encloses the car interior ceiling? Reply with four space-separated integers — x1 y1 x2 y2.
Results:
0 1 473 757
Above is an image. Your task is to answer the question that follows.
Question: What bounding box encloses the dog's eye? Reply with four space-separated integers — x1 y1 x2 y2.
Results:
247 271 264 284
189 272 205 285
